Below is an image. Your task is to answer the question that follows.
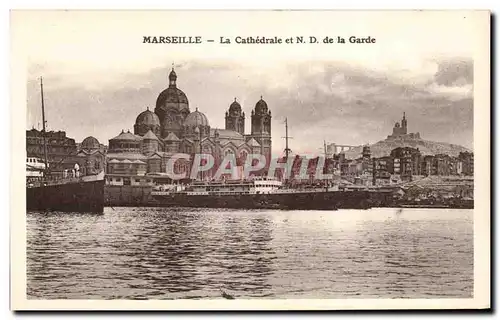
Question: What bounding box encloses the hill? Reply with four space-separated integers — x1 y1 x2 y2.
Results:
344 136 472 160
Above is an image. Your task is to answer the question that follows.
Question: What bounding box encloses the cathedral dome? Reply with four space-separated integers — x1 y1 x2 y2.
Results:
155 67 189 112
135 108 160 127
229 98 242 113
155 87 189 111
255 97 268 114
184 108 210 127
81 136 100 150
134 107 161 137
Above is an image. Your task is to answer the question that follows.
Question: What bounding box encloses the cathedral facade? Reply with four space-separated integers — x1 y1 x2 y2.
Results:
106 67 272 180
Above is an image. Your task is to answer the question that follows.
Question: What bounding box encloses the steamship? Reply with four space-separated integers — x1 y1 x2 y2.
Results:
150 176 389 210
26 78 105 214
150 119 393 210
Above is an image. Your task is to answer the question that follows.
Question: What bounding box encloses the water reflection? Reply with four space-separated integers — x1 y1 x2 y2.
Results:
26 207 473 299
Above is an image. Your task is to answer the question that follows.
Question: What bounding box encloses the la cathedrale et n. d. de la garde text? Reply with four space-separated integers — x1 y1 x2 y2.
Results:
142 36 377 44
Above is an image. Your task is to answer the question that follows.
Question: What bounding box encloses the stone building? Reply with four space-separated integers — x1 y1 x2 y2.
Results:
458 151 474 176
26 129 106 178
390 147 422 179
26 128 77 164
74 136 106 176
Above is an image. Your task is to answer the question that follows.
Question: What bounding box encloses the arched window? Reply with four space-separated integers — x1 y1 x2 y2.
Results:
225 148 235 157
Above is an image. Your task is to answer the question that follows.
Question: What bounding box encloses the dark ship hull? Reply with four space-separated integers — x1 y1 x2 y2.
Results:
27 179 105 213
152 190 393 210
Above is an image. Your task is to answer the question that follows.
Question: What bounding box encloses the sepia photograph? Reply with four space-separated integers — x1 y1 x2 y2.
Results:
10 10 490 310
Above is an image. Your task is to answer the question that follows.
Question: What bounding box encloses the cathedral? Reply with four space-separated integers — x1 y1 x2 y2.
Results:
106 67 272 179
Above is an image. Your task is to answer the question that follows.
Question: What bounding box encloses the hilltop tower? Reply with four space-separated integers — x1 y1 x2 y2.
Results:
401 112 408 135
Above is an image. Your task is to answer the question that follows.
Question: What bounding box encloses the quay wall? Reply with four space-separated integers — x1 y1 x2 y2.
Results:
103 185 472 209
104 185 158 206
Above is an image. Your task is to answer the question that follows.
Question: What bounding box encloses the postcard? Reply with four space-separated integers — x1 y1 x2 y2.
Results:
10 10 490 310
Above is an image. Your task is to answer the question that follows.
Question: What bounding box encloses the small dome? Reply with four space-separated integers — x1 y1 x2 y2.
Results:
229 98 241 113
255 97 268 114
81 136 100 150
135 108 160 127
184 109 210 127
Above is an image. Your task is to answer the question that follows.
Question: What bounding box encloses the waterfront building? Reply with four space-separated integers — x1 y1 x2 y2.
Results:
75 136 106 176
26 128 77 164
433 154 453 176
26 129 106 178
390 147 422 180
421 155 435 176
360 145 373 176
458 151 474 176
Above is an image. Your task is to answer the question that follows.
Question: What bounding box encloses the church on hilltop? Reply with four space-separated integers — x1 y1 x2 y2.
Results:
387 112 421 140
105 66 272 182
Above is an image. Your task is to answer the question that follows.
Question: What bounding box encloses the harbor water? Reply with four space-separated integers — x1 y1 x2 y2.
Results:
27 207 473 299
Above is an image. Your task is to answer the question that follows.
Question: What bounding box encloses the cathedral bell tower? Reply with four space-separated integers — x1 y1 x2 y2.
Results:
225 98 245 135
250 96 272 167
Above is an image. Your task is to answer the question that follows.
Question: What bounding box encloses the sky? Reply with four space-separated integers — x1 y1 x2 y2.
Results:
18 10 482 156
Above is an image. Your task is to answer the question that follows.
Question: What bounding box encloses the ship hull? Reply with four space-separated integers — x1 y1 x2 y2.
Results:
152 190 390 210
27 179 105 213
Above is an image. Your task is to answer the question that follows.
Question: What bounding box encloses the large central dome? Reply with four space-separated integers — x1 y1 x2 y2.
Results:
154 67 191 138
155 87 189 110
155 68 189 112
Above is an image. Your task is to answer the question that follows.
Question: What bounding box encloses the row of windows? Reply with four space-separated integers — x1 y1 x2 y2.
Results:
108 177 152 183
28 146 76 154
189 191 252 195
108 164 147 168
27 158 43 163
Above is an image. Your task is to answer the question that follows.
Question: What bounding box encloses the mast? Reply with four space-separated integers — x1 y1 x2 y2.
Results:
323 140 329 192
40 77 49 174
281 118 293 183
199 124 203 181
284 118 291 160
372 157 376 186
